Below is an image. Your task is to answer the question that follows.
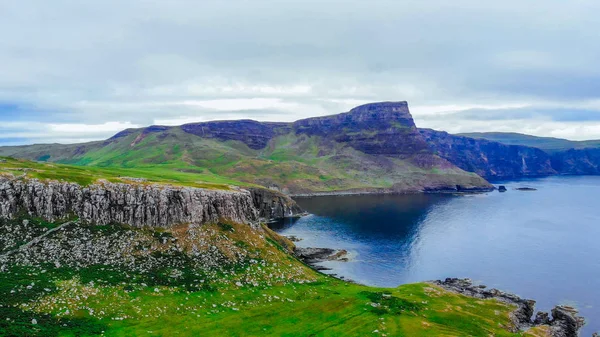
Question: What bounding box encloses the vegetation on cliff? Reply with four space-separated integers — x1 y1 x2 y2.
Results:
0 216 556 337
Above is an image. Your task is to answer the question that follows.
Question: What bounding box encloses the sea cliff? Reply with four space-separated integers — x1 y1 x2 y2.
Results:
0 176 301 227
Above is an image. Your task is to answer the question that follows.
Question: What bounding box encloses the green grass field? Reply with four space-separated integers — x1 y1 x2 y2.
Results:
0 156 250 190
0 218 549 337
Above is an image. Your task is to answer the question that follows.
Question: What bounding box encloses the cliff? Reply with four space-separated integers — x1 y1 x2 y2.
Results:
249 188 304 220
181 120 290 150
0 176 302 227
421 129 600 179
294 101 430 157
551 148 600 175
420 129 557 178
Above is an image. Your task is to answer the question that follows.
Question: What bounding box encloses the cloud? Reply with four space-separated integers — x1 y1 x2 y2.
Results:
1 0 600 144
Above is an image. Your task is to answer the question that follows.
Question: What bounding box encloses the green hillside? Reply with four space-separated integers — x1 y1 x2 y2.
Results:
0 156 246 190
0 125 488 194
0 216 549 337
457 132 600 153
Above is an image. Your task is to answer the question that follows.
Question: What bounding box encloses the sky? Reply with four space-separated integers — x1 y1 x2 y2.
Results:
1 0 600 145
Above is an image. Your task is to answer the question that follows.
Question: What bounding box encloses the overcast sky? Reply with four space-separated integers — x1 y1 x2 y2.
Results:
1 0 600 145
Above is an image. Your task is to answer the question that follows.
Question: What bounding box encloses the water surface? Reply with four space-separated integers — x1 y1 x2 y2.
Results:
273 176 600 334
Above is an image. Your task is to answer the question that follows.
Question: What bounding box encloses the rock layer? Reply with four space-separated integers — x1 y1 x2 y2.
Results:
0 177 302 227
295 101 430 157
421 129 600 179
421 129 557 178
249 188 304 220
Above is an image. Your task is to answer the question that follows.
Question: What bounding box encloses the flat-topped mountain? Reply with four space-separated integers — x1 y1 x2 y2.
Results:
0 102 490 194
3 101 599 188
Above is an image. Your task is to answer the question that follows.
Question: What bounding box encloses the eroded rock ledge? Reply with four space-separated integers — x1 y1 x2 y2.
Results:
0 177 302 228
433 278 585 337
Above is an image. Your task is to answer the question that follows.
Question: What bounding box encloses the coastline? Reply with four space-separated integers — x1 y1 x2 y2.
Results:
290 186 495 198
433 278 585 337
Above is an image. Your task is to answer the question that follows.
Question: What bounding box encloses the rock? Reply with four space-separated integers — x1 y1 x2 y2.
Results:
294 101 430 157
294 247 349 264
498 185 507 192
0 177 301 228
286 235 302 242
249 188 303 221
432 278 585 337
515 187 537 191
533 311 550 325
551 148 600 175
550 306 585 337
181 120 289 150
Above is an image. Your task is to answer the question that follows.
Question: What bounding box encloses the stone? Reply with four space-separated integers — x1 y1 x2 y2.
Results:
0 177 302 228
515 187 537 191
533 311 550 325
498 185 507 192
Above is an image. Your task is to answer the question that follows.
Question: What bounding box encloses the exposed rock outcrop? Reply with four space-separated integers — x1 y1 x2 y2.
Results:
181 120 290 150
551 148 600 175
249 188 304 221
0 177 302 228
433 278 585 337
422 129 600 179
294 247 349 267
421 129 557 178
295 101 430 157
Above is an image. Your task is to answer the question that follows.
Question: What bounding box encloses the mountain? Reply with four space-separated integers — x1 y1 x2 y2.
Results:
457 132 600 153
0 102 491 194
423 130 600 178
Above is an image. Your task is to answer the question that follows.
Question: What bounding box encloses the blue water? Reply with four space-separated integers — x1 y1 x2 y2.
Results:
273 176 600 335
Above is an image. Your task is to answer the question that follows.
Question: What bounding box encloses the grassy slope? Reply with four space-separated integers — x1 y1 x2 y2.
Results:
0 156 250 190
458 132 600 153
0 218 547 337
0 127 487 193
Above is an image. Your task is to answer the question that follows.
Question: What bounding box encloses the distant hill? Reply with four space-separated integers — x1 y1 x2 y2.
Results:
457 132 600 153
0 102 490 194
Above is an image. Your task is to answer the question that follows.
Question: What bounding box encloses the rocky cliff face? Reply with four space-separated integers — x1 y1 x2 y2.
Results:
421 129 600 178
551 148 600 175
249 188 304 220
420 129 557 178
181 120 290 150
294 102 430 157
0 177 302 227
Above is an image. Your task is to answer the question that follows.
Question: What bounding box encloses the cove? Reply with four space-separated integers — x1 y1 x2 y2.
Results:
272 176 600 335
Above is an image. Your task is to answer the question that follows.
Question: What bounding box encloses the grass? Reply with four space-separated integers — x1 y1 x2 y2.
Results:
0 217 545 337
0 156 251 190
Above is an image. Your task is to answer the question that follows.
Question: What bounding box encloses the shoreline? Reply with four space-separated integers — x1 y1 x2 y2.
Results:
291 247 588 337
290 187 495 198
433 278 585 337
